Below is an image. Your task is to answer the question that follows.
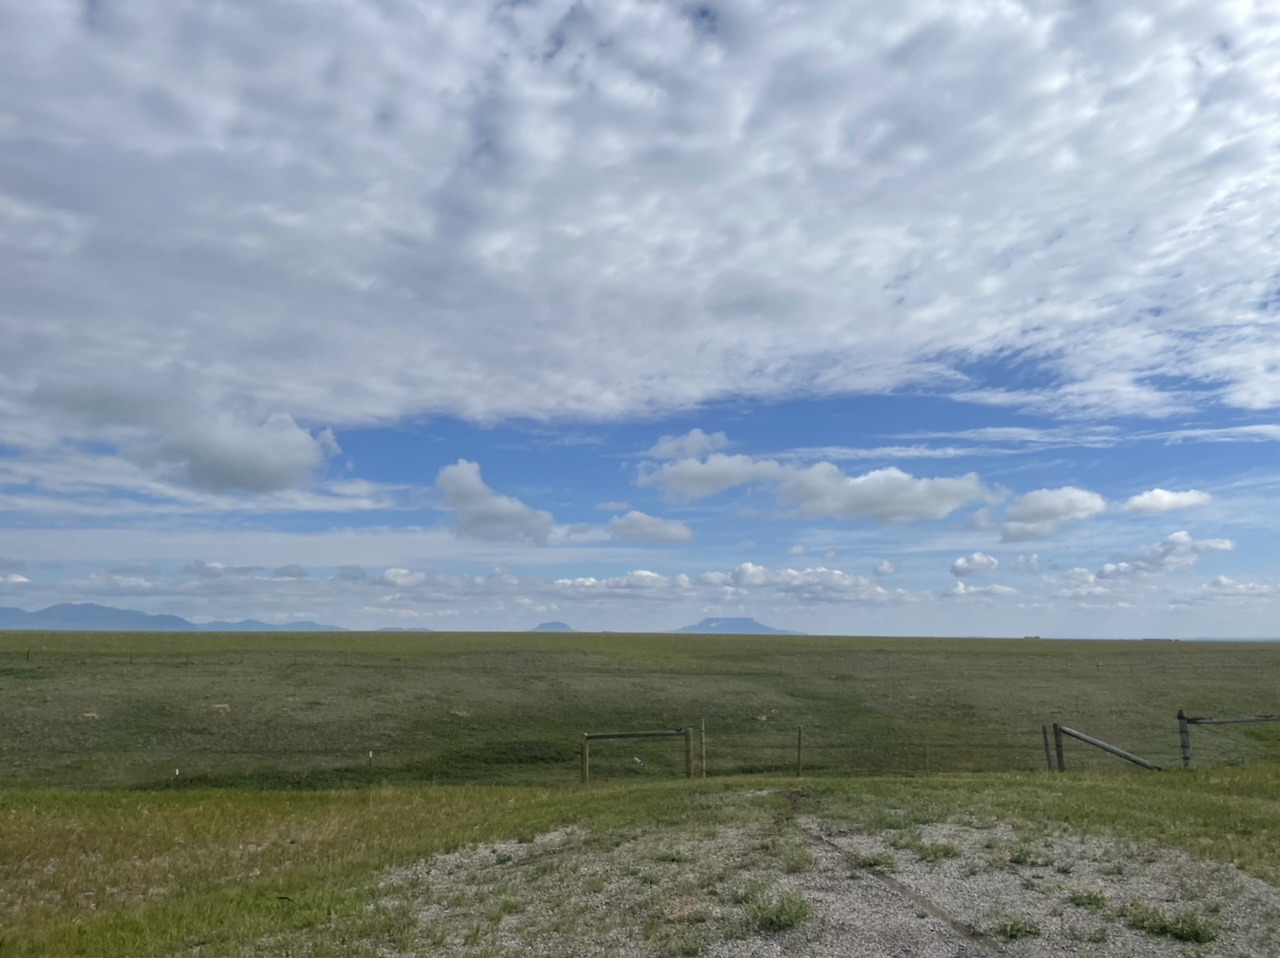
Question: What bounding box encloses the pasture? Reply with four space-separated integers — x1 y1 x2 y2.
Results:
1 632 1278 788
2 632 1279 956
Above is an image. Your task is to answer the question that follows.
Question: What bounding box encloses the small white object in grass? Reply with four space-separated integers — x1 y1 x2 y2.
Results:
175 769 179 777
633 757 645 767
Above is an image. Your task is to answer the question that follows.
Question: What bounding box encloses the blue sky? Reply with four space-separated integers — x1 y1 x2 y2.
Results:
1 0 1279 635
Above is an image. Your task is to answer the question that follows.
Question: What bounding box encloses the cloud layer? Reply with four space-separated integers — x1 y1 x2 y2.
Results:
3 0 1280 466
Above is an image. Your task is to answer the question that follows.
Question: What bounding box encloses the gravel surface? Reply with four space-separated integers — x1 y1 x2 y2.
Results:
354 796 1280 957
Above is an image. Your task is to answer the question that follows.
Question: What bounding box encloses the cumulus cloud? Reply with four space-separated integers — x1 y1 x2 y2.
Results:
272 564 309 579
1016 554 1040 573
180 560 262 579
643 453 985 523
31 374 339 493
874 560 895 577
1000 487 1106 541
950 552 999 578
608 510 694 544
145 416 338 494
1098 531 1234 578
1046 567 1109 599
943 581 1018 598
436 460 554 546
1123 488 1212 514
779 465 987 523
1201 576 1278 598
2 573 30 584
647 429 729 460
639 454 785 500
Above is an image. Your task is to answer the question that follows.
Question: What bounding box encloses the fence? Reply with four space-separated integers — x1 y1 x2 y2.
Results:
2 644 1278 788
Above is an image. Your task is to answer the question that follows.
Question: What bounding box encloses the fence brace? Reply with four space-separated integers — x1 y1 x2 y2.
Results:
1052 723 1161 772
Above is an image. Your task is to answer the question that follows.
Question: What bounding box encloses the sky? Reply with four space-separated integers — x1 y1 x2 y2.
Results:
1 0 1279 636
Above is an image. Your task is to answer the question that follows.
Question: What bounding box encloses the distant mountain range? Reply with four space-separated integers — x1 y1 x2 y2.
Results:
0 603 347 632
671 617 799 635
0 603 801 636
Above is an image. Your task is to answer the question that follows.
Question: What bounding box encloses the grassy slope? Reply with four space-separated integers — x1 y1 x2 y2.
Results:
2 632 1278 787
3 768 1280 957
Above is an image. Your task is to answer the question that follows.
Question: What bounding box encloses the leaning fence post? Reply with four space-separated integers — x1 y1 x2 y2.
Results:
1053 723 1065 772
1042 725 1053 772
1178 709 1192 768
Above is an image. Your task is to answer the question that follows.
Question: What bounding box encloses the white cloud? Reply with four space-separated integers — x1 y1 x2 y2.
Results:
1016 554 1040 573
1 573 29 584
1098 531 1234 579
180 560 262 579
647 429 729 460
1000 487 1106 542
1201 576 1278 598
639 454 785 500
435 460 554 546
1123 488 1212 514
779 465 988 524
943 581 1017 598
643 454 987 525
950 552 998 578
608 510 694 544
1045 567 1109 599
788 545 807 556
874 560 894 577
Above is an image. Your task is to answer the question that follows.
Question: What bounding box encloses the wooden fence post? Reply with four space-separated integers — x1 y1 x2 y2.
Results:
580 736 589 784
700 718 707 779
1177 709 1192 768
796 726 803 778
1053 723 1065 772
1042 725 1053 772
684 727 693 779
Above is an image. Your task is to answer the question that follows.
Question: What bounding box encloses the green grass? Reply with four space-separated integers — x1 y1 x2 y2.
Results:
3 768 1278 957
992 915 1041 940
2 632 1279 955
1120 900 1219 942
1067 889 1108 911
2 631 1278 788
744 890 812 932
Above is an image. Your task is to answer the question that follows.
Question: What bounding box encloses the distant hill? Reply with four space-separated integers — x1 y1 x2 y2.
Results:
672 617 799 635
200 619 347 632
531 621 576 632
378 627 435 632
0 603 347 632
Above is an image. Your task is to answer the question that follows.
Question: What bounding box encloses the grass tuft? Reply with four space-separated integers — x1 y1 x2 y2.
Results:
1121 900 1218 943
992 915 1041 940
744 891 812 933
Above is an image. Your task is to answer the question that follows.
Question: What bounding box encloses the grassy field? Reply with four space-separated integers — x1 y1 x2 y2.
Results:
2 632 1279 955
1 631 1278 788
3 769 1280 956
